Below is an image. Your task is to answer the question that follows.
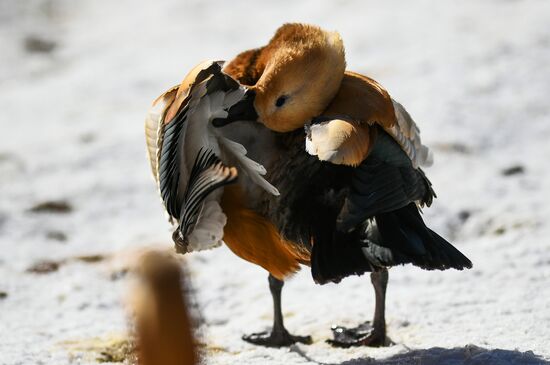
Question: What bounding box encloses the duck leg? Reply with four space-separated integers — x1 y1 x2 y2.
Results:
328 268 390 347
242 274 312 347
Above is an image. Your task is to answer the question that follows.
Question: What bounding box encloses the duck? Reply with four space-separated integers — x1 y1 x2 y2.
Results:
213 23 472 347
145 23 472 349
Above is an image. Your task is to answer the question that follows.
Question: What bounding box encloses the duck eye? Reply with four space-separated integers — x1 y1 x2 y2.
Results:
275 95 287 107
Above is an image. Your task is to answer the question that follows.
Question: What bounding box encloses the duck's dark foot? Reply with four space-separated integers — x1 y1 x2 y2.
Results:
327 321 390 348
242 329 312 348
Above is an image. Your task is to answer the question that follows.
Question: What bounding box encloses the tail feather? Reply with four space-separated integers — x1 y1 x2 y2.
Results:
311 203 472 285
373 203 472 270
427 228 473 270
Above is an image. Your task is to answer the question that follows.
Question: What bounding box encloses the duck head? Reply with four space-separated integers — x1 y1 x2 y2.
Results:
215 24 346 132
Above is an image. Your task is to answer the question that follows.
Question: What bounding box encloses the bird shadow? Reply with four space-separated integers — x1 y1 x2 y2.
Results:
290 344 549 365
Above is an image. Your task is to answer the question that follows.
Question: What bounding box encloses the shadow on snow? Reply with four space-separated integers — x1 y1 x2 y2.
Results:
292 345 549 365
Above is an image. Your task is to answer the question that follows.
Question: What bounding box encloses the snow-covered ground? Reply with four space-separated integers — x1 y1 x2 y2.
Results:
1 0 550 364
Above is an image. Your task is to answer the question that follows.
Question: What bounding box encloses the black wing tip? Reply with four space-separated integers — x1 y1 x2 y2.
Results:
178 148 238 238
426 228 473 270
368 204 473 272
205 65 241 94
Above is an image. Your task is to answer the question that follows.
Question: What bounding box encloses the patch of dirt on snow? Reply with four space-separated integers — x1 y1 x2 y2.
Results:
62 335 136 364
28 200 73 214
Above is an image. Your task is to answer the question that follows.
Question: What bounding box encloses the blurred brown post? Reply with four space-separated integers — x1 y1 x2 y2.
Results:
132 251 197 365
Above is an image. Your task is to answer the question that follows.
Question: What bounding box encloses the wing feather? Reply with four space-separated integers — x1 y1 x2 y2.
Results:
307 72 433 169
305 117 375 167
178 148 237 239
218 136 280 196
385 99 433 168
145 85 178 181
146 60 279 252
336 128 435 233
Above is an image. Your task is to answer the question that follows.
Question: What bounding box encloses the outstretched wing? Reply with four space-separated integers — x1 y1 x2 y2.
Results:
145 61 278 252
179 149 237 234
145 60 224 187
157 62 242 221
145 85 179 181
145 61 241 253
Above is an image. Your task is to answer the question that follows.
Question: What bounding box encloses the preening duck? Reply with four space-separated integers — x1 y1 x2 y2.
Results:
146 23 472 349
214 23 472 347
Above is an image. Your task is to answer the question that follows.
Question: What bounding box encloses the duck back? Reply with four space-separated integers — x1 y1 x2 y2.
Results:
257 128 471 284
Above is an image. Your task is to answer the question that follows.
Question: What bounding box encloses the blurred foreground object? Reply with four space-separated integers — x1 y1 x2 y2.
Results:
131 251 197 365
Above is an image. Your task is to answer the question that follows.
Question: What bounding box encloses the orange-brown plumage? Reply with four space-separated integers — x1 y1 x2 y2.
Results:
225 23 346 132
220 185 309 280
218 24 381 275
306 118 377 167
223 26 396 166
305 71 395 165
219 24 345 280
223 48 265 87
324 72 396 129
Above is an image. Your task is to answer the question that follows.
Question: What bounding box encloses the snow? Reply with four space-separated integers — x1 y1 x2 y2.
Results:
1 0 550 364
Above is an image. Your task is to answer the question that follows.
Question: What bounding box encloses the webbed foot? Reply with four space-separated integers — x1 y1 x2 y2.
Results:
243 329 312 348
327 321 390 348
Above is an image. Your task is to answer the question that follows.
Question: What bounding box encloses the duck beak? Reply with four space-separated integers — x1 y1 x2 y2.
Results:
212 89 258 127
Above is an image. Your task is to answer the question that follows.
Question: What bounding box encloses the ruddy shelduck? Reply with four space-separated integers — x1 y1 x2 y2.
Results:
146 23 472 348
